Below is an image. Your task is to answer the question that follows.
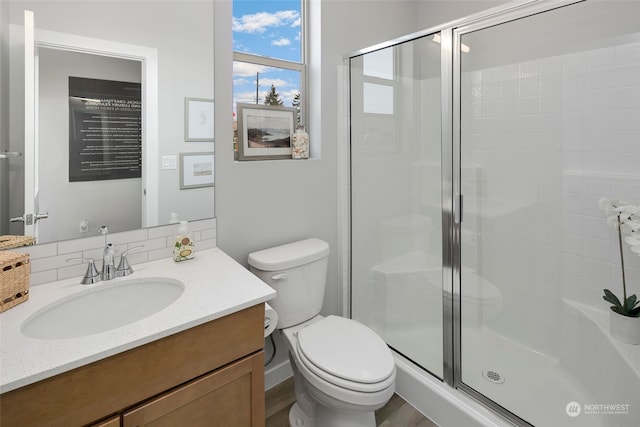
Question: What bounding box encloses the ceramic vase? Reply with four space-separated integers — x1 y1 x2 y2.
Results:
610 310 640 345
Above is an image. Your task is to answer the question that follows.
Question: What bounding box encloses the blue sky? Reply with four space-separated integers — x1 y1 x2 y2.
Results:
233 0 301 109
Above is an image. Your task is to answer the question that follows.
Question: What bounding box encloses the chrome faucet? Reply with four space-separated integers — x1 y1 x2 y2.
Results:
66 244 144 285
116 245 144 277
66 257 101 285
102 243 116 280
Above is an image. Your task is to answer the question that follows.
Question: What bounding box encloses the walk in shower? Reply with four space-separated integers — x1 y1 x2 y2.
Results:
348 1 640 426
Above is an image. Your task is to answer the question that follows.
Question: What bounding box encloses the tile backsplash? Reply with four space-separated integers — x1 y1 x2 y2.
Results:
12 218 216 286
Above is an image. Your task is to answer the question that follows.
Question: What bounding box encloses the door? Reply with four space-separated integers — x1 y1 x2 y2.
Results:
21 9 38 239
123 353 265 427
455 1 640 426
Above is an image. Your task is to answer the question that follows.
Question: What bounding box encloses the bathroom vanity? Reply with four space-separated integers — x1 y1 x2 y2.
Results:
0 248 275 426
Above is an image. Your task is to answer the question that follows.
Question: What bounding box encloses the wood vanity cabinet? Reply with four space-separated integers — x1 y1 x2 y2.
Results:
0 304 265 427
122 353 262 426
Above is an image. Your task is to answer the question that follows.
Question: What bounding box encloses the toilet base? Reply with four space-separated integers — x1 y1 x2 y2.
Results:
289 402 317 427
288 401 377 427
316 404 376 427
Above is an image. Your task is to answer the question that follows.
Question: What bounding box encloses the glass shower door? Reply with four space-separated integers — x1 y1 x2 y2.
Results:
350 34 443 378
458 1 640 425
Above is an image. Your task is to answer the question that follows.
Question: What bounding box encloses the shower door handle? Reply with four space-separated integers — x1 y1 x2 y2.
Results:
0 151 23 159
454 194 463 224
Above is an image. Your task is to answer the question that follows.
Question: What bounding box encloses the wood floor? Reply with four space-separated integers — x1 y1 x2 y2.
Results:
265 377 438 427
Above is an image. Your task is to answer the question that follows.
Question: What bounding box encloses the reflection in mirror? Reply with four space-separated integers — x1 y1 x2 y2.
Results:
0 1 215 246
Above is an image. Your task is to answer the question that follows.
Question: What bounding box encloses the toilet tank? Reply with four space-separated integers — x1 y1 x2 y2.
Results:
248 238 329 329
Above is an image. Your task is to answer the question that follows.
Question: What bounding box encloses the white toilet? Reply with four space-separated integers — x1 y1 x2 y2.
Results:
248 238 396 427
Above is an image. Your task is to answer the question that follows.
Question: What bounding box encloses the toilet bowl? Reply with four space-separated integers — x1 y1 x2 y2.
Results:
282 315 396 427
248 238 396 427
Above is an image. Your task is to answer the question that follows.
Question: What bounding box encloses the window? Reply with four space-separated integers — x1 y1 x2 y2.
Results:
232 0 306 157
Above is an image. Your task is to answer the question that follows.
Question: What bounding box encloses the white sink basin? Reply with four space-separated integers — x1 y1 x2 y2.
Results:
21 277 184 340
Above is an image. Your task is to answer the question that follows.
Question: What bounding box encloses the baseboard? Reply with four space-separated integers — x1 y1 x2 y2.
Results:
265 358 293 390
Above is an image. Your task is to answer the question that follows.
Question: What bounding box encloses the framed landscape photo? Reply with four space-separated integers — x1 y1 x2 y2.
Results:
185 97 214 142
237 103 296 161
180 152 214 189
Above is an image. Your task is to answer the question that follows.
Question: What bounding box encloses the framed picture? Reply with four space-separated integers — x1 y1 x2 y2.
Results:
180 152 214 189
185 98 214 141
237 103 296 161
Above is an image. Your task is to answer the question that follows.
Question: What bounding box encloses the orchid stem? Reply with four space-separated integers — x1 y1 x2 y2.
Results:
618 212 627 302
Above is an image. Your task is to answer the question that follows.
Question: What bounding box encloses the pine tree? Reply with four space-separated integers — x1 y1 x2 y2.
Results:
292 91 301 125
264 84 283 106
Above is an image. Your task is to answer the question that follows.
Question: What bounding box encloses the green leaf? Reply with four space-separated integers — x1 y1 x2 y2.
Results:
603 289 623 308
623 294 638 312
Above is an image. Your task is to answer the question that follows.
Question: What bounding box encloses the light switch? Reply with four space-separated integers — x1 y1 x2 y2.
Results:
161 155 177 170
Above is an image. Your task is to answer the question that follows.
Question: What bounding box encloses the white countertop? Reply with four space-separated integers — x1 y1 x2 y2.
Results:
0 248 275 394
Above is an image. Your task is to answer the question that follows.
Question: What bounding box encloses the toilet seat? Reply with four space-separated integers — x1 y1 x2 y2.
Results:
296 316 395 393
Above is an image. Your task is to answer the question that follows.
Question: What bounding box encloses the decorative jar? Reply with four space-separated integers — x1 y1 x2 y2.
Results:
292 125 309 159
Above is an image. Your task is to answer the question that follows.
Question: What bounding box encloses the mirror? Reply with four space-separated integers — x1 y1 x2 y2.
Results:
0 0 215 247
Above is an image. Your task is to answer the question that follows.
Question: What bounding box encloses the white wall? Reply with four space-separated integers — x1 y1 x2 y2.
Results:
416 0 507 29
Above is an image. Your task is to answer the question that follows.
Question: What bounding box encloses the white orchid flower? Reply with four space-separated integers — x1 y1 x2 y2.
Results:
600 197 640 318
598 197 613 210
615 205 639 214
624 235 640 246
615 206 639 223
626 220 640 232
599 197 619 216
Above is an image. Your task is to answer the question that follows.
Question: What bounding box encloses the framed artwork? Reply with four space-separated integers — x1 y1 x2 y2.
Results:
180 152 214 189
237 103 296 161
185 98 214 141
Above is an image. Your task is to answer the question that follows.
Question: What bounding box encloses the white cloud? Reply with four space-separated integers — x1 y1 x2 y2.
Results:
271 37 291 47
233 62 271 77
258 78 289 88
235 91 261 105
233 10 299 34
280 88 301 106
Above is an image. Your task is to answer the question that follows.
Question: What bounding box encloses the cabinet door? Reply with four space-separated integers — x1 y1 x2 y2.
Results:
90 416 120 427
123 352 264 427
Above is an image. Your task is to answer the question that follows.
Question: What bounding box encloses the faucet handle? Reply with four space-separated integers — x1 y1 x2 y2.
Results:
66 257 101 285
116 245 145 277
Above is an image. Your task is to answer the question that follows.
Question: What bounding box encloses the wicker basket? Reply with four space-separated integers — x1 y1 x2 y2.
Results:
0 251 30 313
0 235 36 250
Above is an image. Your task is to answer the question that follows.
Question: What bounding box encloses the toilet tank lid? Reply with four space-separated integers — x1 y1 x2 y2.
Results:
248 238 330 271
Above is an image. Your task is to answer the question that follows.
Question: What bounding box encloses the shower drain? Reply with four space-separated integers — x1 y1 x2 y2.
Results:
482 369 505 384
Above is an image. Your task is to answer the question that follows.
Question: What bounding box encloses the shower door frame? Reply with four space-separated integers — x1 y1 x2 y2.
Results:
348 0 587 426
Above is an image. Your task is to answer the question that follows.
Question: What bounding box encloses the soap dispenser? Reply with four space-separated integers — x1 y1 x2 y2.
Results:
173 220 195 262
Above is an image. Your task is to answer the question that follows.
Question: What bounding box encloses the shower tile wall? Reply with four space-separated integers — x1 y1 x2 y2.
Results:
462 38 640 356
